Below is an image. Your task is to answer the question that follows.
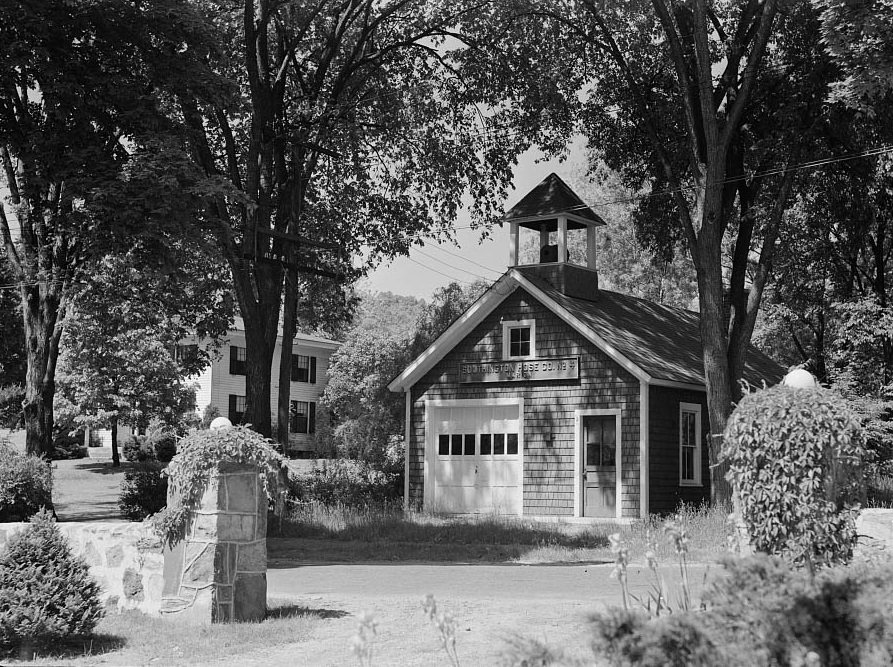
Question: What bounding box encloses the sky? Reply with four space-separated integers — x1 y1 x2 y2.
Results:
359 140 588 300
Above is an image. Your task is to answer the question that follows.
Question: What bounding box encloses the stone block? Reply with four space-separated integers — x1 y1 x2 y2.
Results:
218 514 255 542
224 472 258 513
191 513 218 541
183 543 215 585
857 508 893 548
198 477 222 511
162 540 186 597
123 568 144 601
214 543 237 585
84 540 101 566
236 540 266 574
106 544 124 568
215 584 233 603
233 573 266 622
214 600 233 623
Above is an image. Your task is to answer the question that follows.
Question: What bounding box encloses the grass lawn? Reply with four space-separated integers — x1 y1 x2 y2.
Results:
3 598 334 665
270 502 732 565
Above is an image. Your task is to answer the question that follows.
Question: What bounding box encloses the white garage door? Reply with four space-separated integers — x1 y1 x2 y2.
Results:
428 403 522 515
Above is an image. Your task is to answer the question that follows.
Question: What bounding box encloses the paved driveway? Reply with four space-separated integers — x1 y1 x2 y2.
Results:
206 561 711 667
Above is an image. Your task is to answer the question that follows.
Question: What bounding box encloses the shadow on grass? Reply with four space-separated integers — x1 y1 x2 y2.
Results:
59 461 133 475
1 633 126 662
266 605 349 620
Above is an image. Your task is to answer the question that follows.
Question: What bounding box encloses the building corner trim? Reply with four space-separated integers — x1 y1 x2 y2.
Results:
403 390 411 512
639 380 650 519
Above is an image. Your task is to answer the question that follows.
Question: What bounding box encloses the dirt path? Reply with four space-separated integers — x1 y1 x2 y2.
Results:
51 455 128 522
195 562 710 666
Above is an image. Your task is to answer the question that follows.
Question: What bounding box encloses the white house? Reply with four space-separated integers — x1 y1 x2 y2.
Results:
190 318 340 455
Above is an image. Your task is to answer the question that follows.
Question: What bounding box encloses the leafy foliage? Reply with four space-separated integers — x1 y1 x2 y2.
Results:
152 426 285 545
288 459 401 509
0 440 52 522
119 463 168 522
588 554 893 666
321 282 487 465
0 385 23 430
723 385 865 566
0 510 103 652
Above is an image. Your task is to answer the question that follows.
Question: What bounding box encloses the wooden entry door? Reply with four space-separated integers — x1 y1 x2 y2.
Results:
582 415 617 518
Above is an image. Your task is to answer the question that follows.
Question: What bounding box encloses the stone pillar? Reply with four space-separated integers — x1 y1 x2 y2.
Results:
161 462 267 623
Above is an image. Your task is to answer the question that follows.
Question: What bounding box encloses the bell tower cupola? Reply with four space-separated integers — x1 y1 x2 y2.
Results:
502 173 605 301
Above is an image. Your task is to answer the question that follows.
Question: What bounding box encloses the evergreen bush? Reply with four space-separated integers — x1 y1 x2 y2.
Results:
119 462 168 521
150 432 177 463
0 440 53 522
723 385 865 566
0 510 103 657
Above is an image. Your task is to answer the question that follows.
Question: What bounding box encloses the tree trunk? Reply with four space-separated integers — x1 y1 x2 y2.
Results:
21 285 63 459
110 415 120 467
694 189 734 507
276 271 298 454
241 312 276 436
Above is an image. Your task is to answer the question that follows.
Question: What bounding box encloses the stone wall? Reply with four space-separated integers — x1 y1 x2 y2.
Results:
161 462 267 623
0 521 165 614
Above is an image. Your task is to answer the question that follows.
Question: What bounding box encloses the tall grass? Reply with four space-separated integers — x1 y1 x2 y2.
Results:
273 501 731 564
867 475 893 507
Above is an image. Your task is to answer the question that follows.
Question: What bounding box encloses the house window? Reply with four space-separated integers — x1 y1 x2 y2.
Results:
229 346 247 375
501 319 536 359
291 354 317 383
290 400 316 434
228 395 246 423
679 402 702 485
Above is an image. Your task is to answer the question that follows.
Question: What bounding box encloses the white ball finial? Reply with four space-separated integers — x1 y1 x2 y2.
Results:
210 416 233 430
782 368 818 389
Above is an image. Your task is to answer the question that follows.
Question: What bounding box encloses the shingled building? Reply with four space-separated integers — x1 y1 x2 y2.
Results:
389 174 781 519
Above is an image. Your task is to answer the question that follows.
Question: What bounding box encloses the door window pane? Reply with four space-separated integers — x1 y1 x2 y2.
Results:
507 433 518 455
464 434 475 455
451 434 463 455
480 434 491 455
585 416 616 468
494 433 505 455
438 434 449 455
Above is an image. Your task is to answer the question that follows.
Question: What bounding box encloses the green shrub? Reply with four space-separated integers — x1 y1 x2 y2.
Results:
0 385 24 430
0 510 103 656
150 432 177 463
119 462 168 521
0 440 53 522
289 459 401 509
703 555 893 666
123 435 154 462
723 385 865 566
590 608 719 667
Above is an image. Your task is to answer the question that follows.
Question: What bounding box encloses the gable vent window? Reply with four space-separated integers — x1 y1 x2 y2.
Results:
502 319 536 360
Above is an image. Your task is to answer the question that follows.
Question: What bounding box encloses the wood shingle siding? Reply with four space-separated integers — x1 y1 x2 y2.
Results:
647 386 711 514
409 288 642 518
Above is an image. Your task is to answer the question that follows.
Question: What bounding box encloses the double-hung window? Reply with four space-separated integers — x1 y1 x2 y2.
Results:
291 354 317 383
229 346 247 375
290 400 316 434
679 402 702 485
228 395 246 423
502 319 536 359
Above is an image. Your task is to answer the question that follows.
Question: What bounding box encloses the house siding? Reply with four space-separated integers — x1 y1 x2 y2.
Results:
408 288 641 518
198 332 336 450
647 386 711 514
